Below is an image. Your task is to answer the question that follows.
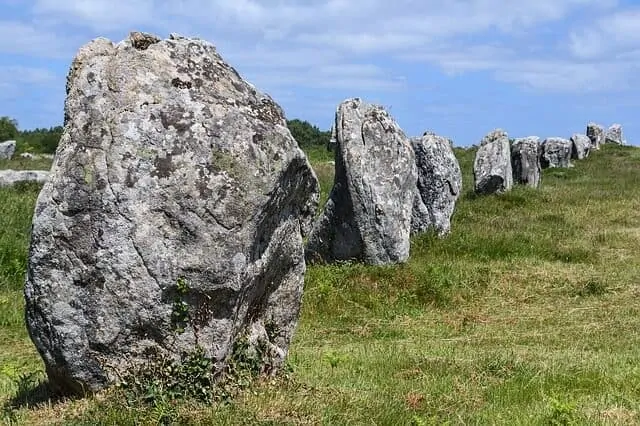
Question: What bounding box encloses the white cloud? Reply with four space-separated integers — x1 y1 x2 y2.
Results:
0 66 56 84
569 8 640 59
0 65 59 104
32 0 158 32
0 21 76 57
1 0 636 102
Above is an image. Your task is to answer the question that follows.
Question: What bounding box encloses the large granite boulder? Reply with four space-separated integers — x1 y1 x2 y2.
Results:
0 170 49 186
570 133 591 160
306 98 417 265
586 123 604 150
541 137 573 168
24 32 320 395
473 129 512 194
0 140 16 160
411 131 462 236
606 124 625 145
510 136 541 188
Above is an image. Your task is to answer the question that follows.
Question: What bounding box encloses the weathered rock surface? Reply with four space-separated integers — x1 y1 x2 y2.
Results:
570 133 591 160
606 123 625 145
510 136 541 188
306 98 417 265
0 140 16 160
0 170 49 186
541 137 573 168
473 129 512 194
24 32 320 396
411 131 462 236
586 122 604 150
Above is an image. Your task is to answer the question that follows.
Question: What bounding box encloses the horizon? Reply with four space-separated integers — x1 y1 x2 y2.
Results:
1 1 639 146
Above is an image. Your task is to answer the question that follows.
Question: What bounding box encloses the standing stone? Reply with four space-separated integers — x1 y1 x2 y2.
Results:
473 129 513 194
511 136 541 188
306 98 417 265
570 133 591 160
606 124 625 145
540 137 573 168
327 122 337 152
586 123 605 150
411 131 462 236
24 32 320 395
0 140 16 160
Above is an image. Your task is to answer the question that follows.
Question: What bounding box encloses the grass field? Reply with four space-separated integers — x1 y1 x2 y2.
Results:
2 144 640 425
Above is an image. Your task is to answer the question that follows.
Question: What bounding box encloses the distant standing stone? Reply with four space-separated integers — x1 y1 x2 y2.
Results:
473 129 513 194
541 137 573 168
0 140 16 160
570 133 591 160
411 131 462 236
606 124 625 145
306 98 417 265
511 136 541 188
586 123 605 150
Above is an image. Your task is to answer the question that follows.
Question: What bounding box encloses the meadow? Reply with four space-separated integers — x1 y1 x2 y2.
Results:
2 143 640 425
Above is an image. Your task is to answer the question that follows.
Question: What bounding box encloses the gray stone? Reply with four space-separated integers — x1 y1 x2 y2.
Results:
411 131 462 236
511 136 541 188
20 152 35 159
586 122 605 150
541 137 573 168
570 133 591 160
327 122 337 152
24 32 320 396
0 140 16 160
606 123 625 145
473 129 513 194
0 170 49 186
306 98 417 265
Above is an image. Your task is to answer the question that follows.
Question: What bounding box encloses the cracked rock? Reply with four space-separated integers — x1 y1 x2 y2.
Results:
511 136 541 188
541 137 573 168
24 32 320 395
305 98 417 265
410 131 462 236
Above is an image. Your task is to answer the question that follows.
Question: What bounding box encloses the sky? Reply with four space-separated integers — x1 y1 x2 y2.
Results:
1 0 639 146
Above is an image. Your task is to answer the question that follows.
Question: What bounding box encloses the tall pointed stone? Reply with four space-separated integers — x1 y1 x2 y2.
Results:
306 98 417 265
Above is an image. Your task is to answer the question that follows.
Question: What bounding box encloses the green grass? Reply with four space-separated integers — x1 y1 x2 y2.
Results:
3 144 640 425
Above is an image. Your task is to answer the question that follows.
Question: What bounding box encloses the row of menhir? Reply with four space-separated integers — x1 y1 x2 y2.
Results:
305 99 626 266
473 123 624 195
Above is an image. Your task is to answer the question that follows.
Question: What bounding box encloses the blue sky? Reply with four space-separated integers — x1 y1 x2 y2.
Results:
1 0 639 146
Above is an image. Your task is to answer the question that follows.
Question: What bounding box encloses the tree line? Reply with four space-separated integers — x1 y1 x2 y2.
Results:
0 116 329 154
0 116 62 154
